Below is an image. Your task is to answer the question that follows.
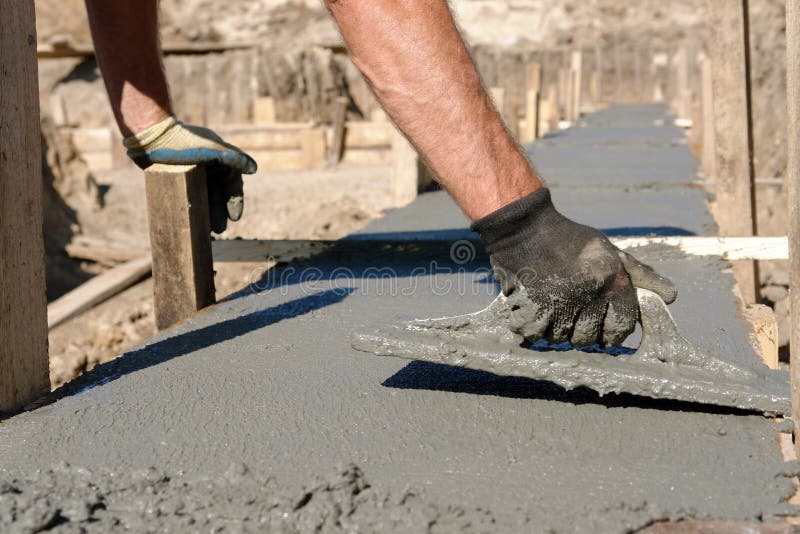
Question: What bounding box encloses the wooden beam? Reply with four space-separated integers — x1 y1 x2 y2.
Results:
301 128 327 170
523 90 540 142
743 304 779 370
0 0 50 413
253 97 276 124
145 164 215 330
328 97 348 165
570 51 583 120
700 56 717 179
390 128 419 207
786 0 800 457
47 256 152 330
37 41 258 58
208 236 789 264
706 0 759 304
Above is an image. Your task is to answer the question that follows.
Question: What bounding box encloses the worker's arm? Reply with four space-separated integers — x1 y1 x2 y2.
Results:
324 0 676 346
83 0 256 233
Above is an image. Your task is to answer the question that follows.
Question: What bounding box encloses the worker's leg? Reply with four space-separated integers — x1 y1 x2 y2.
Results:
84 0 172 136
324 0 543 220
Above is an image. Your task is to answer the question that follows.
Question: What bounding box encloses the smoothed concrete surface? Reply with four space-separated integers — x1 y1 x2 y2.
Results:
0 104 794 533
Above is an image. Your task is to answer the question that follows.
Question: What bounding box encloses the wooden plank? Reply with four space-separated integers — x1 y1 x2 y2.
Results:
787 0 800 457
47 256 152 329
391 128 419 207
525 63 542 95
706 0 759 304
744 304 779 370
301 128 327 170
0 0 50 413
209 236 789 265
523 90 540 142
328 97 348 165
612 236 787 260
701 56 717 179
253 97 276 124
37 41 258 58
570 51 583 120
65 240 148 266
144 164 215 330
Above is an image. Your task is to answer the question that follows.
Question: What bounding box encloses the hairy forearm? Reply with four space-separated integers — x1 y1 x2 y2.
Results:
85 0 172 136
324 0 543 219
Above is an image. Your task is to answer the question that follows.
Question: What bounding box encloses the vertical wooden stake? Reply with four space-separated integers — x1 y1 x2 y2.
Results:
570 51 583 119
785 0 800 455
558 69 569 120
391 128 419 207
707 0 759 304
301 127 327 170
524 90 540 142
490 87 506 113
0 0 50 413
566 69 578 122
701 57 717 179
145 164 215 330
675 46 690 118
253 97 276 124
489 86 504 125
589 71 600 109
328 96 348 166
547 85 559 129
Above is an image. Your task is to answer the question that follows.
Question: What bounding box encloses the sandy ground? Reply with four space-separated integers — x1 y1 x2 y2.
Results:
48 163 393 388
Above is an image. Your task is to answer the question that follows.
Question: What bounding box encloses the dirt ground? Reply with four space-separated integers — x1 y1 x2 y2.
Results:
48 163 393 388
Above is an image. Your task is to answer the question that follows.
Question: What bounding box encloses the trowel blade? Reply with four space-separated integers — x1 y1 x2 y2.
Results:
352 289 790 416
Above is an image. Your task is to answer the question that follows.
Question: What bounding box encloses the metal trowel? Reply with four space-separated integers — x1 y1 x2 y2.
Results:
352 289 791 415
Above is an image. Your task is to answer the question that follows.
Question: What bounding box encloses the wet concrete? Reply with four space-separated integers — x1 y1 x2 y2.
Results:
0 104 795 532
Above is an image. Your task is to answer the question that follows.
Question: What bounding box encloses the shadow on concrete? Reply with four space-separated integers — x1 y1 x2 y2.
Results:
382 360 753 416
46 288 355 405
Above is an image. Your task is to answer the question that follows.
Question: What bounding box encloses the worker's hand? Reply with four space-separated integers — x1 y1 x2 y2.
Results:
123 116 257 233
471 188 677 347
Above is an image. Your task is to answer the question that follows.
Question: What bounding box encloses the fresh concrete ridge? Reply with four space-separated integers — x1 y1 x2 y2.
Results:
0 104 795 532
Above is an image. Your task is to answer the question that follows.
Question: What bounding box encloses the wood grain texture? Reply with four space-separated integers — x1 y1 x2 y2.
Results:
0 0 50 413
47 256 152 330
786 0 800 457
145 164 215 330
706 0 759 303
328 97 348 165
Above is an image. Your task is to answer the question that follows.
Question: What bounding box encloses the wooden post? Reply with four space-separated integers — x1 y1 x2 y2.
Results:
701 57 717 179
526 63 542 96
570 51 583 119
594 45 604 103
523 90 540 142
253 97 276 124
144 164 215 330
558 68 569 120
589 71 600 108
0 0 50 413
301 127 326 170
490 87 505 112
566 69 578 122
707 0 759 304
675 46 690 119
785 0 800 455
328 96 348 166
391 128 418 207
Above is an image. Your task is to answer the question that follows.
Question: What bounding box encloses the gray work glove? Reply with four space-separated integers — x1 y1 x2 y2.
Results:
471 188 677 347
123 116 257 233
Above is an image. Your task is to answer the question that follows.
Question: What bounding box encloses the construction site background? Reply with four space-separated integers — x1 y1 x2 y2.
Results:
36 0 792 387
